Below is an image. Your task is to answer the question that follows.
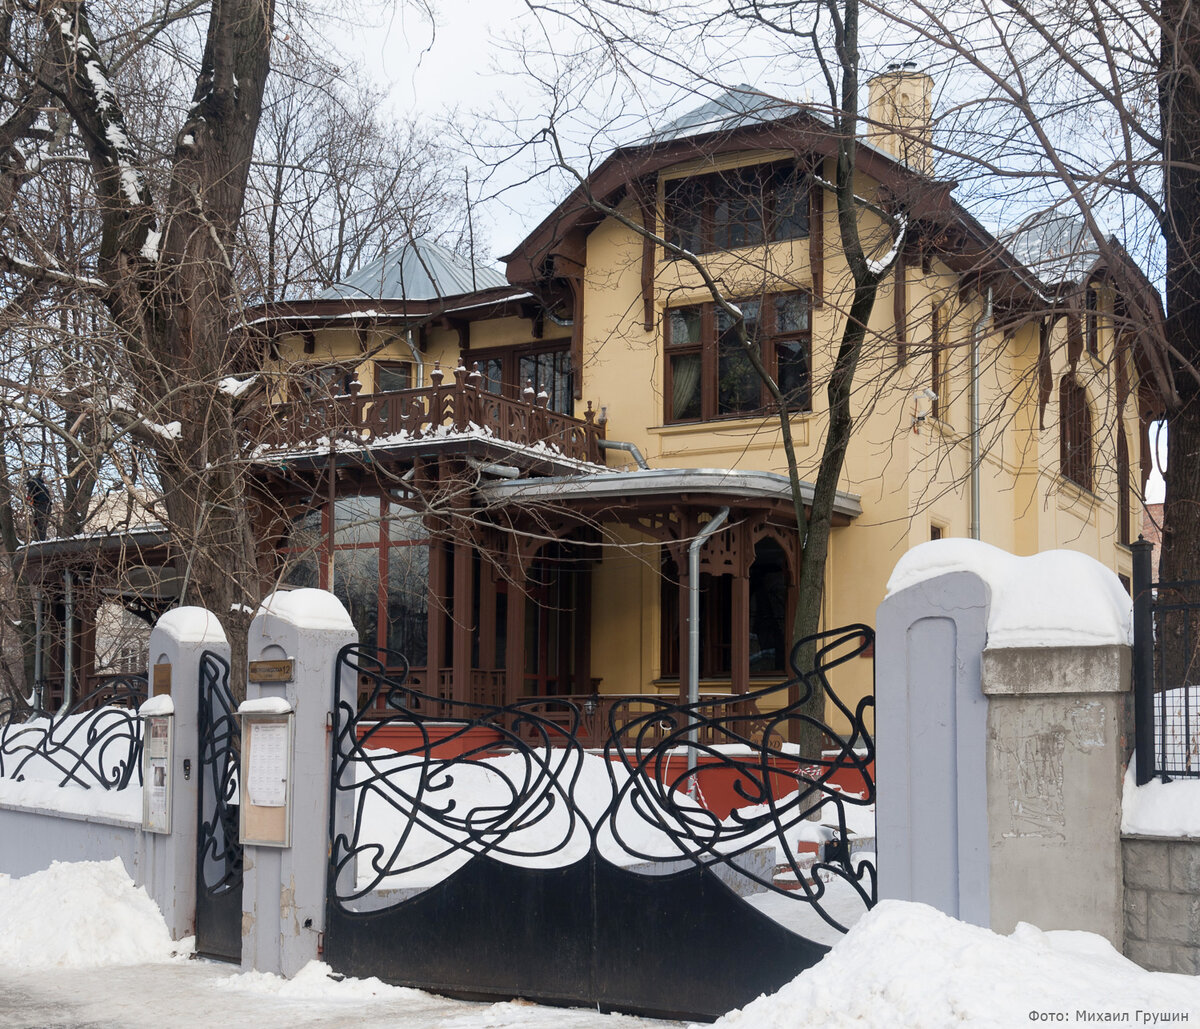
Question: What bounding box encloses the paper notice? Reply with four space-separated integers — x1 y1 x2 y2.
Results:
247 721 288 807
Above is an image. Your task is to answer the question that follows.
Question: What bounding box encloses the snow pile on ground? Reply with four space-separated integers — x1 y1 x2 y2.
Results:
1123 763 1200 837
887 539 1131 647
0 858 185 968
705 900 1200 1029
215 961 418 1002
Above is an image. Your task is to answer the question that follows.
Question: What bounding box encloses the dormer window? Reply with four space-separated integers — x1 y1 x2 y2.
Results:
664 160 809 256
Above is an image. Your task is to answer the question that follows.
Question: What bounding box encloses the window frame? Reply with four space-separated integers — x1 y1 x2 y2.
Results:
374 360 412 393
1059 375 1093 492
664 291 812 424
469 339 574 415
663 160 810 257
931 303 950 422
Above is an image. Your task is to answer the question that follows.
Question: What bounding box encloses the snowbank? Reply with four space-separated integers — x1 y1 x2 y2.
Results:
704 900 1200 1028
0 858 185 968
1122 763 1200 837
886 539 1131 647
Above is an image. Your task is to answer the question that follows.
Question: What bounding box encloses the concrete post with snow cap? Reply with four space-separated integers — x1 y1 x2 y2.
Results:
877 540 1132 946
144 606 229 940
240 588 357 977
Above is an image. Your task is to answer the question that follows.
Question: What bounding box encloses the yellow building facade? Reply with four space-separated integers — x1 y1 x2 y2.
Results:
251 76 1155 724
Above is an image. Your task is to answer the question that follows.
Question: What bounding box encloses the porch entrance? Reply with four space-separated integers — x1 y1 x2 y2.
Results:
194 650 243 963
323 626 877 1021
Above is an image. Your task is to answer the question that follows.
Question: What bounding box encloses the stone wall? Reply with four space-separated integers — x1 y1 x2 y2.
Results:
1123 836 1200 974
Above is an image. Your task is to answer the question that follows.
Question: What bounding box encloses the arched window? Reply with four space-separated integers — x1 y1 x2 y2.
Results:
1117 427 1131 545
1060 376 1093 491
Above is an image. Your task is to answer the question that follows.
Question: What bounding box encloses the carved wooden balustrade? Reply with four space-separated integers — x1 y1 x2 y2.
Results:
260 362 605 464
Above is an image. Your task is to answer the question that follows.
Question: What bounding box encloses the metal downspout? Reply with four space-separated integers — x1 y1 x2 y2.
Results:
27 590 42 712
403 329 424 386
970 287 993 540
59 570 73 715
598 439 650 470
688 506 730 781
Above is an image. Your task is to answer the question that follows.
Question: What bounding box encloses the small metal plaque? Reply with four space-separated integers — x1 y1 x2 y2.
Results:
152 664 171 696
249 659 294 683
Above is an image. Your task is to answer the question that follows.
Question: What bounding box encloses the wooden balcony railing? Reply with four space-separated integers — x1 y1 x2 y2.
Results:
261 361 605 465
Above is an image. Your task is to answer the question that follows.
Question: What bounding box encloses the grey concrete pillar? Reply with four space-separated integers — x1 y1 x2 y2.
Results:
144 607 230 940
875 570 992 926
983 644 1130 945
240 589 357 977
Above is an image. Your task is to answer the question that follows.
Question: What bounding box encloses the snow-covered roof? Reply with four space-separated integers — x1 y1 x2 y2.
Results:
318 238 508 303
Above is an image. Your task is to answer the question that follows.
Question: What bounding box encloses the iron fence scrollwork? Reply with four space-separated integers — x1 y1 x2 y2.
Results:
325 624 875 1020
0 674 147 789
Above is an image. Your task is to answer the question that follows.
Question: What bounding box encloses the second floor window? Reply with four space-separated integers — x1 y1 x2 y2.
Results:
472 342 573 415
664 161 809 256
1060 375 1092 491
666 291 811 423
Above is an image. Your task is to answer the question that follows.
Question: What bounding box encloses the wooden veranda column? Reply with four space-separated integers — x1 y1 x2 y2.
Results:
452 538 473 704
505 567 527 705
731 570 750 696
426 537 446 698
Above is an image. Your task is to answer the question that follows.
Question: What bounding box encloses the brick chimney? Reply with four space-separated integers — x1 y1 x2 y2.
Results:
867 62 934 174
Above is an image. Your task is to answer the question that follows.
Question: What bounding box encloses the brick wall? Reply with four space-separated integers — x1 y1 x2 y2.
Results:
1123 836 1200 973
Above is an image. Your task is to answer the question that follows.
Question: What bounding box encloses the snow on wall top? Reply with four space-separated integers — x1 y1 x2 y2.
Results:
886 539 1132 647
153 607 228 645
255 589 355 633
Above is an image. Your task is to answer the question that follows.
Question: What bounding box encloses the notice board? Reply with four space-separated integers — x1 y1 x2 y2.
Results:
239 713 294 847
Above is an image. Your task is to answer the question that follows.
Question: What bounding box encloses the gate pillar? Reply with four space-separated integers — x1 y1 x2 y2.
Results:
146 607 230 940
241 589 357 977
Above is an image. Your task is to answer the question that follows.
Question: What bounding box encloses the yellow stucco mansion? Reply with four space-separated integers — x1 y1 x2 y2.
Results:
25 70 1159 724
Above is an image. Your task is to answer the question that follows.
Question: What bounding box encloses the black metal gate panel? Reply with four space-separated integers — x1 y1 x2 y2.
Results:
195 650 243 963
326 626 876 1021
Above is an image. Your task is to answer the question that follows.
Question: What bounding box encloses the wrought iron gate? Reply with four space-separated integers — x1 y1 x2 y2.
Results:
195 650 243 962
325 626 876 1021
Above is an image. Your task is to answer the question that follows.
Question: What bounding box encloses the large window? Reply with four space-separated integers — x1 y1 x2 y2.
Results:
279 496 429 664
660 539 789 679
1060 376 1093 491
666 292 811 423
471 341 573 415
664 161 809 255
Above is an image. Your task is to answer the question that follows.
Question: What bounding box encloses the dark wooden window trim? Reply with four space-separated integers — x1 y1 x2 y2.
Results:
931 304 949 421
664 291 812 424
469 338 573 414
1060 375 1093 492
663 159 810 257
375 360 412 393
1085 284 1100 356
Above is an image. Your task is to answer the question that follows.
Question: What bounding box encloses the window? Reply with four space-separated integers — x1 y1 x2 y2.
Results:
930 523 944 541
664 161 809 256
1060 376 1092 491
375 361 411 393
665 291 811 423
279 496 430 664
1117 427 1131 545
1085 285 1100 356
931 303 949 421
470 342 573 415
660 539 789 679
298 364 355 399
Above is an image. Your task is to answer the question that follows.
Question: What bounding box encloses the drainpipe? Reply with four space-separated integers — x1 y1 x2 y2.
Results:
402 329 424 386
598 439 650 470
27 589 42 712
59 570 73 715
688 507 730 781
970 287 993 540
